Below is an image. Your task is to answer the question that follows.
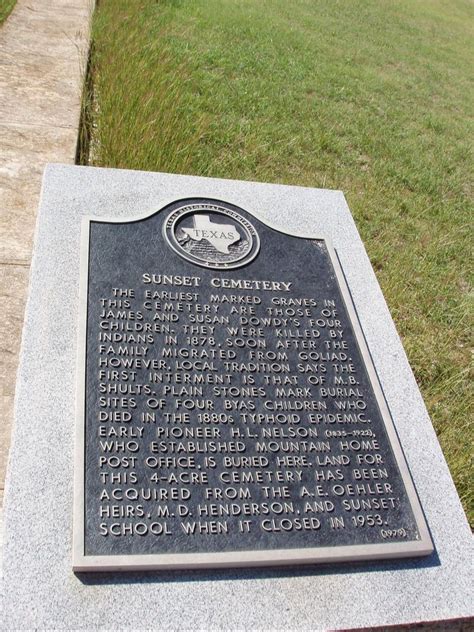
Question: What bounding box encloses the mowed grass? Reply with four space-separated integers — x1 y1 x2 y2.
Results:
0 0 16 24
81 0 473 525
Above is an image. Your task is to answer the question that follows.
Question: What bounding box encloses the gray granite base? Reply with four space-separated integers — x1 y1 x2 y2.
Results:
2 164 473 630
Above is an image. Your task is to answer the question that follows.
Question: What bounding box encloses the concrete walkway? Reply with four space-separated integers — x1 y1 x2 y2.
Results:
0 0 93 504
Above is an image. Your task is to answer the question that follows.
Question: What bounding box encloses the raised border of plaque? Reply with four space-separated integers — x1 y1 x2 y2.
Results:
73 199 433 572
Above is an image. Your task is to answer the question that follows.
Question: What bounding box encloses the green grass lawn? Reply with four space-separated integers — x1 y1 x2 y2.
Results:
81 0 473 525
0 0 16 24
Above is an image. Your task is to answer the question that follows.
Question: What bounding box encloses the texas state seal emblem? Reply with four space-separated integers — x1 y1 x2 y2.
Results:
163 199 260 269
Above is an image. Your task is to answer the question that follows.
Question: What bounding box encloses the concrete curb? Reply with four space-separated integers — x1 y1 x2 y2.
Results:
0 0 94 505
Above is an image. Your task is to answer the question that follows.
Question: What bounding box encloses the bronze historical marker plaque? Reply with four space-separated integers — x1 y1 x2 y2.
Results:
73 198 433 571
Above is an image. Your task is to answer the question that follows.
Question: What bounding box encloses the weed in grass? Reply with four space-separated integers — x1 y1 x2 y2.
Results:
79 3 209 172
80 0 474 525
0 0 16 24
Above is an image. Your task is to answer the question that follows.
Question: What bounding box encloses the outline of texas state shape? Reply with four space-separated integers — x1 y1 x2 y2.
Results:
182 214 241 254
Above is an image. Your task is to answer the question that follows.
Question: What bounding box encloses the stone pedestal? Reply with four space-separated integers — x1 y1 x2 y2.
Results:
2 164 472 630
